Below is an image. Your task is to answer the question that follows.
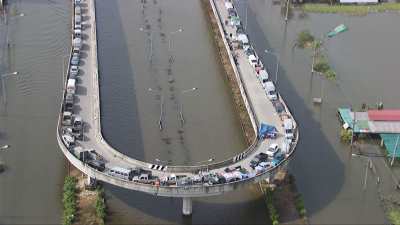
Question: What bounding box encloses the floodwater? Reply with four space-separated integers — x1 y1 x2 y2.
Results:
96 0 269 224
0 0 69 224
234 1 400 224
97 0 246 165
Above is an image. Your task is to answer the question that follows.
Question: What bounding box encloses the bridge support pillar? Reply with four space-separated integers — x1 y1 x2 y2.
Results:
182 197 192 216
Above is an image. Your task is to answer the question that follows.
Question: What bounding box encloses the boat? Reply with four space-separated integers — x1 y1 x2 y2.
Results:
327 24 348 38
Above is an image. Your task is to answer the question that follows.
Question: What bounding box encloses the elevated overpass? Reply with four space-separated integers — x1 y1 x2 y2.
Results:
57 0 299 215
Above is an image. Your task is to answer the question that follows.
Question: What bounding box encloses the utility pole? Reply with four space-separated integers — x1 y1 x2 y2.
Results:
285 0 290 22
351 109 356 150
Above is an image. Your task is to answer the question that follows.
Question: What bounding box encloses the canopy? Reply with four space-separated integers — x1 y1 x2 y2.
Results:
259 123 277 139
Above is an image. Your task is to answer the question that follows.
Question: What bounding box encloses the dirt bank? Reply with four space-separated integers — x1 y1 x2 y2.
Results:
68 166 105 225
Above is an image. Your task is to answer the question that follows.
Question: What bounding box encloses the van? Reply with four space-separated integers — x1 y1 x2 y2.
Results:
248 54 257 67
67 79 76 94
74 6 81 16
258 70 269 87
73 38 82 49
74 15 82 30
284 119 294 141
108 167 133 181
265 81 277 101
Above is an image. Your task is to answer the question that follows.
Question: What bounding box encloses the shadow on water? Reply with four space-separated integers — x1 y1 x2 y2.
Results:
235 4 344 216
96 0 145 159
104 183 269 225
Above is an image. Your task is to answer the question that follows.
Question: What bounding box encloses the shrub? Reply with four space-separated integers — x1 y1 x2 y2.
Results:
389 209 400 225
265 188 280 225
294 195 307 218
62 176 77 225
340 128 352 143
314 57 330 73
296 30 314 48
95 187 106 222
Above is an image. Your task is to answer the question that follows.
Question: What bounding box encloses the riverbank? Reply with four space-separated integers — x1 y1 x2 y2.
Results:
63 167 106 225
301 3 400 15
261 173 308 225
200 0 255 145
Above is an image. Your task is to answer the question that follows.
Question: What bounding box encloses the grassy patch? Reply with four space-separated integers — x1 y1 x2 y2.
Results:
294 194 307 218
389 209 400 225
62 176 77 225
302 3 400 16
95 187 106 225
314 54 336 80
265 188 280 225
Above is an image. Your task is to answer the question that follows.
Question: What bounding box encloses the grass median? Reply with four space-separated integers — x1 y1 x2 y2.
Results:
302 3 400 16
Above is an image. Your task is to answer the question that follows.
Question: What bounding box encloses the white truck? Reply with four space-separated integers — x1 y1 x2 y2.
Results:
284 118 294 141
265 81 277 101
258 69 269 87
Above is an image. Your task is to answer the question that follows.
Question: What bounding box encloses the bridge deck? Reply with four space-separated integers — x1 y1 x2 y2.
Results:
57 0 298 197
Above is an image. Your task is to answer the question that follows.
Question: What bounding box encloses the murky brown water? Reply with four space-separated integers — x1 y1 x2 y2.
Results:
235 1 400 224
0 0 69 224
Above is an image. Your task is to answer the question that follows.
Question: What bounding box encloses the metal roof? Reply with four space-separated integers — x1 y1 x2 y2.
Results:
368 110 400 121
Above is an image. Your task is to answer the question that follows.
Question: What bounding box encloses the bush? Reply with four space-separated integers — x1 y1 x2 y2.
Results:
340 128 352 143
95 187 106 222
296 30 314 48
325 69 336 80
294 195 307 218
62 176 77 225
389 209 400 225
265 188 280 225
314 57 330 73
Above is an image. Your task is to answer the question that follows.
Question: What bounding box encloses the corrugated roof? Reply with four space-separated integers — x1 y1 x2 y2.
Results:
368 110 400 121
380 134 400 157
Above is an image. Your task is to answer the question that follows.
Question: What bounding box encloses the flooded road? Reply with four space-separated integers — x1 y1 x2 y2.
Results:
234 1 400 224
0 0 69 224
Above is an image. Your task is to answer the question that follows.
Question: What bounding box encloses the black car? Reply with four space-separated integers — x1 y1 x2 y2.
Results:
87 160 105 172
255 153 269 162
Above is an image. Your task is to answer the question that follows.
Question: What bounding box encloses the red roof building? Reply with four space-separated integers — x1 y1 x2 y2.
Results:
368 110 400 121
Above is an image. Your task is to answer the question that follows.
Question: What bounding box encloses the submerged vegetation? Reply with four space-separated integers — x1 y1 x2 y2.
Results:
302 3 400 16
296 30 314 49
314 55 336 80
296 30 336 80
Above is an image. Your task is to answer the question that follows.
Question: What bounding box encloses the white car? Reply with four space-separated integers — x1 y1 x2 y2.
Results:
248 54 258 67
266 143 279 157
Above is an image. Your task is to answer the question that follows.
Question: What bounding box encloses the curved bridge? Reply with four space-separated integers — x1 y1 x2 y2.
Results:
57 0 298 215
